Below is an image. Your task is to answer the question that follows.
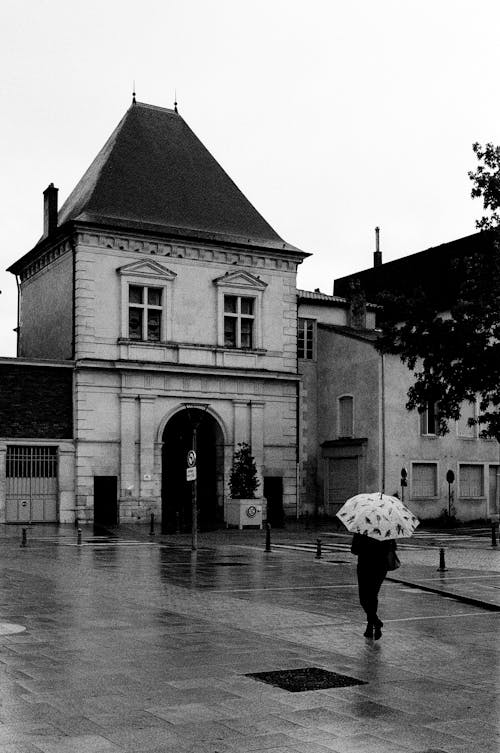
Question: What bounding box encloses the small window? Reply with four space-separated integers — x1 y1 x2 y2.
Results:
338 396 354 438
298 318 314 359
459 464 483 498
412 462 437 498
223 295 254 349
128 285 163 342
420 402 439 435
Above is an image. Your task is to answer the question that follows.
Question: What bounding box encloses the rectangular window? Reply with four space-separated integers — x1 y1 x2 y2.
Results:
412 462 437 498
420 402 438 435
223 295 254 349
457 400 476 438
459 464 483 498
338 396 354 438
298 318 314 359
128 285 163 342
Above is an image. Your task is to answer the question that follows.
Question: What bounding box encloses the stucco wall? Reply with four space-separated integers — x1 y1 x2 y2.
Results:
316 329 381 498
384 356 499 521
73 366 298 523
18 251 73 359
73 232 299 374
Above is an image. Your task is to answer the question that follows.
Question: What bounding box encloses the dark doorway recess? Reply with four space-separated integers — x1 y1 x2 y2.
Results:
93 476 118 527
264 476 284 528
162 408 224 533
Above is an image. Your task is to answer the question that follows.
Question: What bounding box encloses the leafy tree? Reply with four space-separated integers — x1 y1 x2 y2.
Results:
376 143 500 441
229 443 260 499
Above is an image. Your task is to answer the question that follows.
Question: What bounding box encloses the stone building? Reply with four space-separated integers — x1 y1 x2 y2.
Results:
6 101 308 529
296 234 500 523
2 102 498 528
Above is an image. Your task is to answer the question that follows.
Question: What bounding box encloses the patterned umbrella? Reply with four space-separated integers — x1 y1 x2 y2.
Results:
336 492 419 540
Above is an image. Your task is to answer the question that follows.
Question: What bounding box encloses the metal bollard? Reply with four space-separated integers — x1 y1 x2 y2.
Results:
150 513 155 536
305 511 309 530
265 523 271 552
315 538 322 559
77 528 82 546
492 522 498 547
437 546 447 572
21 528 27 548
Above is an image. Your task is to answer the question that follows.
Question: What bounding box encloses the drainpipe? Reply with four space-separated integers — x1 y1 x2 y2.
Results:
15 274 20 357
296 298 300 520
380 352 386 494
71 238 76 359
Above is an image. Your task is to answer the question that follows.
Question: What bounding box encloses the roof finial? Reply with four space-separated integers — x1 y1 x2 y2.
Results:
132 81 136 104
174 89 178 113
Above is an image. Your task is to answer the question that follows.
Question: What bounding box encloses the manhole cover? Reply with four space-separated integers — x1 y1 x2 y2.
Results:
246 667 367 692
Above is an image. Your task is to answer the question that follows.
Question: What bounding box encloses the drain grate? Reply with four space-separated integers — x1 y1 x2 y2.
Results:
207 562 249 567
246 667 367 692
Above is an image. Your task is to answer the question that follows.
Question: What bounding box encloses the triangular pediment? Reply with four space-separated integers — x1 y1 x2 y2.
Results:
213 270 267 290
117 259 177 280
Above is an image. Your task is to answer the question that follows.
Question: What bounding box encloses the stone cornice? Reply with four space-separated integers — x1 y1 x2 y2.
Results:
75 358 300 382
10 221 303 281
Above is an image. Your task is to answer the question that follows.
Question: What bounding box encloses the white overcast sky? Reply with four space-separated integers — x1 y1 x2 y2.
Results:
1 0 499 356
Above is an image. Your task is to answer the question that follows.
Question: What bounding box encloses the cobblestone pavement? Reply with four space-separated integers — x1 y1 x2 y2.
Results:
0 524 498 752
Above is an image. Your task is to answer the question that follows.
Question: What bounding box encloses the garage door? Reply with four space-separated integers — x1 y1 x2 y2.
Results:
5 446 58 523
327 457 359 516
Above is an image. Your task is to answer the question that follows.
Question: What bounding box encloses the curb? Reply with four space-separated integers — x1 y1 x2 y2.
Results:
386 575 500 612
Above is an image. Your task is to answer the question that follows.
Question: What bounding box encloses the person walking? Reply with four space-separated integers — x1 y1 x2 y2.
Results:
351 533 397 639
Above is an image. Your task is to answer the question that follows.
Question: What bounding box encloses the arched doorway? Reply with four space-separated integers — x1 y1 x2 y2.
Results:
161 408 225 533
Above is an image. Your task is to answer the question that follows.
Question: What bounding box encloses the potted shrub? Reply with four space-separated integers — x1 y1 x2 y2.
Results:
226 443 264 529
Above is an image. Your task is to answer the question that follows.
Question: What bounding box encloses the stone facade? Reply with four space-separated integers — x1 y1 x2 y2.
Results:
298 291 500 523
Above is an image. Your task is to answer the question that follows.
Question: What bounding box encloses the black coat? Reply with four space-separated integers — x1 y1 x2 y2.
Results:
351 533 397 569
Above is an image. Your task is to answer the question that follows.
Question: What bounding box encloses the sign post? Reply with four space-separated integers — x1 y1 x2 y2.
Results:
446 469 455 518
186 447 198 551
400 467 408 503
182 403 209 552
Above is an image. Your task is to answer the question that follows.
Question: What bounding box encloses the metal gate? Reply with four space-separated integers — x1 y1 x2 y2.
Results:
5 446 58 523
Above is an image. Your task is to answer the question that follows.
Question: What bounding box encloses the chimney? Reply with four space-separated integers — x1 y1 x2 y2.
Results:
43 183 58 238
373 226 382 267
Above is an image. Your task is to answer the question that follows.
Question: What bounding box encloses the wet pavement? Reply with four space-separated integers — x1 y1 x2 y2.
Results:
0 523 498 752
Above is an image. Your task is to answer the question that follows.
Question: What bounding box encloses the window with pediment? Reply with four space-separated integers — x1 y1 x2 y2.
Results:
117 260 176 344
213 270 267 350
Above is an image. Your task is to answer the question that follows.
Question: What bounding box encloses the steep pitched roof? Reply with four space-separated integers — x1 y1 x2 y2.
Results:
56 101 303 254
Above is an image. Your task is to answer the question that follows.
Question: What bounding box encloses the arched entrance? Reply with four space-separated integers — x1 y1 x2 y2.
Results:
161 408 225 533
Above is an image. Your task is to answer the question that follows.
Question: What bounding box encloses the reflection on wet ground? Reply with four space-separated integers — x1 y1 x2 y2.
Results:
0 530 498 752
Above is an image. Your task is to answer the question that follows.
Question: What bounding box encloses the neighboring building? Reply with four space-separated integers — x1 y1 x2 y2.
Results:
296 233 499 523
298 285 499 522
0 358 74 523
6 101 309 529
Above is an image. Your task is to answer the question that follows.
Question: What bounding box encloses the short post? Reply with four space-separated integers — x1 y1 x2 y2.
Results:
265 523 271 552
77 528 82 546
437 546 447 572
492 522 498 548
150 513 155 536
305 510 309 530
315 538 322 559
21 527 27 548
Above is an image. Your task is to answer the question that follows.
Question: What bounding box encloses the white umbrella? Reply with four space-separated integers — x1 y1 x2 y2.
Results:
336 492 419 540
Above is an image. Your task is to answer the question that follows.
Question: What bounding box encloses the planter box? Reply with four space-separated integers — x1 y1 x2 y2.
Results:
226 499 264 529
